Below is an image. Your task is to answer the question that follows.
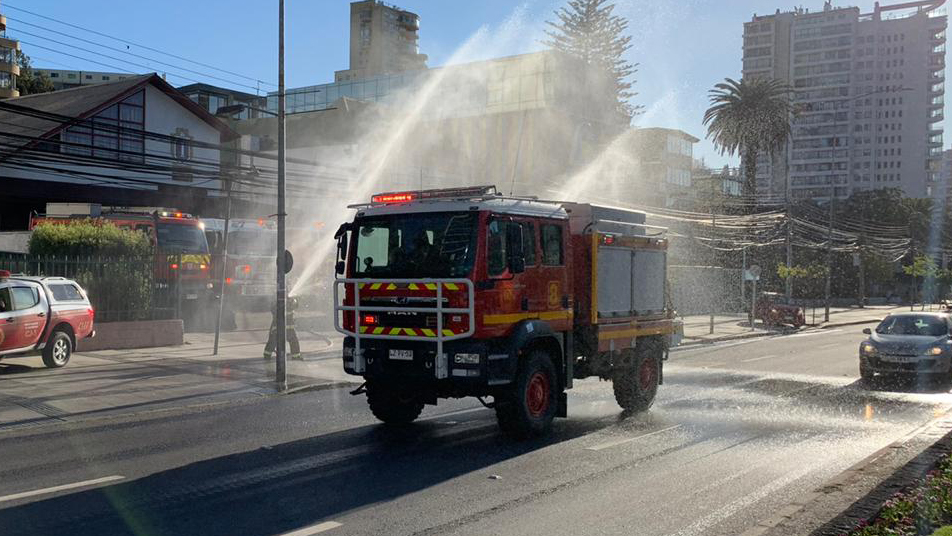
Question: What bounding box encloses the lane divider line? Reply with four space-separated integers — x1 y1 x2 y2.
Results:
278 521 343 536
0 475 125 504
741 354 778 363
787 328 843 338
586 425 683 451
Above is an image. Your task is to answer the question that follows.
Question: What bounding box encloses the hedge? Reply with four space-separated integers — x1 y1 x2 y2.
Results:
28 220 151 257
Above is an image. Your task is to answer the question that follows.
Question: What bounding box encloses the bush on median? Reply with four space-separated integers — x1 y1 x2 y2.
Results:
844 454 952 536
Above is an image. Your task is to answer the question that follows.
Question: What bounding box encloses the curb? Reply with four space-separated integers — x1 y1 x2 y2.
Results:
739 408 952 536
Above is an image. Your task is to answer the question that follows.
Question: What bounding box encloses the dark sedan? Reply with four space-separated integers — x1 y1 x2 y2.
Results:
859 312 952 383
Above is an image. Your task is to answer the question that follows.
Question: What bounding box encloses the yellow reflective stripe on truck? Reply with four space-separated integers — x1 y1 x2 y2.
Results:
483 310 573 325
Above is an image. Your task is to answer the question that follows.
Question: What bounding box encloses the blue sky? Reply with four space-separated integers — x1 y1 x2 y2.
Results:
10 0 948 167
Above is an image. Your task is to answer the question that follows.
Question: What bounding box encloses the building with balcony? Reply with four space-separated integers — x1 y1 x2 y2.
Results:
742 0 947 201
0 5 20 99
334 0 427 82
177 83 267 120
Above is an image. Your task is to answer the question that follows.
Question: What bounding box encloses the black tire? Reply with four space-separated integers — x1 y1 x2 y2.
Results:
366 381 424 425
859 363 875 384
42 330 72 368
612 337 662 412
495 350 558 440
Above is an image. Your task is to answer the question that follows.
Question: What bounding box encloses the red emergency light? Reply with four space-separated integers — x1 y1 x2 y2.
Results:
372 192 416 204
361 314 378 325
170 263 179 270
603 235 615 245
242 265 251 274
0 270 9 279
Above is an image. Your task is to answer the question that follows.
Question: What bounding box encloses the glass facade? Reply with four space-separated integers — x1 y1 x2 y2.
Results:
268 51 564 118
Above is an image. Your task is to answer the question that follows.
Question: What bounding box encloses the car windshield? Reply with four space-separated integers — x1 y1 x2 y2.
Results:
156 223 209 253
352 212 477 278
875 315 948 337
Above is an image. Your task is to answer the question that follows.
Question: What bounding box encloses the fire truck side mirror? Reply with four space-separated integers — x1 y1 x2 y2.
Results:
335 260 346 275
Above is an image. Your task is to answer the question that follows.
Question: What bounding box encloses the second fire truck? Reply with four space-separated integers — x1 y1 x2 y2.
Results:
333 186 681 438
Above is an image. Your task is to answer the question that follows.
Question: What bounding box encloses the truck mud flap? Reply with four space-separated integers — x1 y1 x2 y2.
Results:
557 392 567 418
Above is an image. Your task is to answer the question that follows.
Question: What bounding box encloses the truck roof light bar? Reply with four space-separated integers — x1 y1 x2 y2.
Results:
369 185 499 205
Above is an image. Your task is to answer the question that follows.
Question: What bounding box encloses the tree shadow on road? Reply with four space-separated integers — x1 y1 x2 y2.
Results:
0 410 616 536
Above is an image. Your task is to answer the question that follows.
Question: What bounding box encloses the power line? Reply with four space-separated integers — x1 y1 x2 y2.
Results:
8 20 265 93
4 3 275 88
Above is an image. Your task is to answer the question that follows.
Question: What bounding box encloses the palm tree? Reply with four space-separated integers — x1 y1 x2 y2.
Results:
703 77 795 201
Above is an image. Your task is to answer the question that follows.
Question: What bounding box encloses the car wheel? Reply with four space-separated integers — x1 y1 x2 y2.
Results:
859 363 874 384
495 350 558 440
42 330 72 368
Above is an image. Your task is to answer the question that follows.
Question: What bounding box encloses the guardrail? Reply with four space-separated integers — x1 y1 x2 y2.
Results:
333 278 475 378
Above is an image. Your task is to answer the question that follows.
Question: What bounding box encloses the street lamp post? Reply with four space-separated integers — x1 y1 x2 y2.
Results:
275 0 288 389
822 86 912 322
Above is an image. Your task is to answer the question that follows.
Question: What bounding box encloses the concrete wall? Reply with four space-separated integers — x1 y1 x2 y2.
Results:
76 319 184 352
0 231 30 253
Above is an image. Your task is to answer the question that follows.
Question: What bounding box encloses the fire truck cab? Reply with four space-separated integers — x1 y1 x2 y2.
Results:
334 186 680 438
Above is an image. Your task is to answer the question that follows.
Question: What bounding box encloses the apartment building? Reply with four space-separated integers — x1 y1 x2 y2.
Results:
334 0 427 82
742 0 946 201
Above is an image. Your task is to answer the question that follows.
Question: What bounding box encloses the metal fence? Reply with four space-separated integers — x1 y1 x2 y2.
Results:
0 253 192 322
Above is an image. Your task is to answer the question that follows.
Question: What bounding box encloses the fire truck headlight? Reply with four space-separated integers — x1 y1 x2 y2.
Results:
454 353 480 365
206 283 214 289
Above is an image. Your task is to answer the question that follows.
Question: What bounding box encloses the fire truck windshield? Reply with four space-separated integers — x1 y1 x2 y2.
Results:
156 223 209 253
227 230 276 255
353 212 477 278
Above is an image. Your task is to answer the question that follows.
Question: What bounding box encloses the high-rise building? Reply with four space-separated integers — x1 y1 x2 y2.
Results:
334 0 427 83
742 0 946 201
0 2 20 98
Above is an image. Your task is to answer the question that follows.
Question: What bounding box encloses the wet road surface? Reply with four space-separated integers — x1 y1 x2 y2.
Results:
0 326 950 536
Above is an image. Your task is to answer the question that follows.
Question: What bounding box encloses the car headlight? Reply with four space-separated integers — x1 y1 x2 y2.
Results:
861 342 877 355
924 346 943 356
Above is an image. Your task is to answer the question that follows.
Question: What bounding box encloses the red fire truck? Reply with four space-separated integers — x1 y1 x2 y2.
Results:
30 209 213 308
203 218 276 310
333 186 682 438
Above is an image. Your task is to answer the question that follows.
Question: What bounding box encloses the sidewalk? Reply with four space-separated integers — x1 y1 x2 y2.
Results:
680 305 911 345
0 327 353 431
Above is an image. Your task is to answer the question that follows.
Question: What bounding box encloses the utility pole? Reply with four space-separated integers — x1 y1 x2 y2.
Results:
275 0 288 389
213 177 232 355
710 177 716 334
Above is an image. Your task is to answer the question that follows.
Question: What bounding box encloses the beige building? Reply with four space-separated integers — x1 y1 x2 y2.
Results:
742 0 946 201
0 5 20 99
334 0 427 82
30 69 134 91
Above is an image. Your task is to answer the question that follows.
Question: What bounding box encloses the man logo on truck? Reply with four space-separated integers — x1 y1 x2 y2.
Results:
333 185 683 439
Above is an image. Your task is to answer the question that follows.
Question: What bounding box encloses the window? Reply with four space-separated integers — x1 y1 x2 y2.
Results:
11 287 39 310
102 76 110 81
521 222 537 266
85 74 93 80
541 224 563 266
61 90 144 163
50 72 60 78
0 287 9 312
49 284 83 302
487 220 508 276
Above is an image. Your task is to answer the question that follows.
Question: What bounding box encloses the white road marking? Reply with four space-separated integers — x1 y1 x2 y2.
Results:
586 425 682 451
740 354 778 363
817 342 842 349
786 328 843 338
278 521 343 536
671 338 762 355
0 475 125 504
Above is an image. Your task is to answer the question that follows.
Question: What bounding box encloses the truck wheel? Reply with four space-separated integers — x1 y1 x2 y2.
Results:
366 381 424 425
42 330 72 368
495 350 558 440
612 338 661 412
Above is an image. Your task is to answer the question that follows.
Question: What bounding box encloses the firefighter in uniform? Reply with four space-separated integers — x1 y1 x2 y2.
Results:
263 296 302 360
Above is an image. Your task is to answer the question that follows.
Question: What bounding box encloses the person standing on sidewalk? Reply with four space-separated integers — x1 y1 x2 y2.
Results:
263 296 302 360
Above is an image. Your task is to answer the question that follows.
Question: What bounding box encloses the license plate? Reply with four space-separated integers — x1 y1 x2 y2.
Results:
389 349 413 361
880 355 918 363
185 293 198 300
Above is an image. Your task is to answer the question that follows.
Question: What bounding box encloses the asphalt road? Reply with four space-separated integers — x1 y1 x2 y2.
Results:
1 326 951 536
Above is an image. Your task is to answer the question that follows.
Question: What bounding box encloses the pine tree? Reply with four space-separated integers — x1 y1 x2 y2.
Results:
544 0 641 121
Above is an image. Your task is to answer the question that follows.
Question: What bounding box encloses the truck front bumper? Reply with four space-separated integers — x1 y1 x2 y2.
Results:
343 336 515 390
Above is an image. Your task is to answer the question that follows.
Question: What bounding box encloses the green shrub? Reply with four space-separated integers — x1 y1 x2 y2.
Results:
932 526 952 536
28 220 150 257
27 220 153 321
845 455 952 536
